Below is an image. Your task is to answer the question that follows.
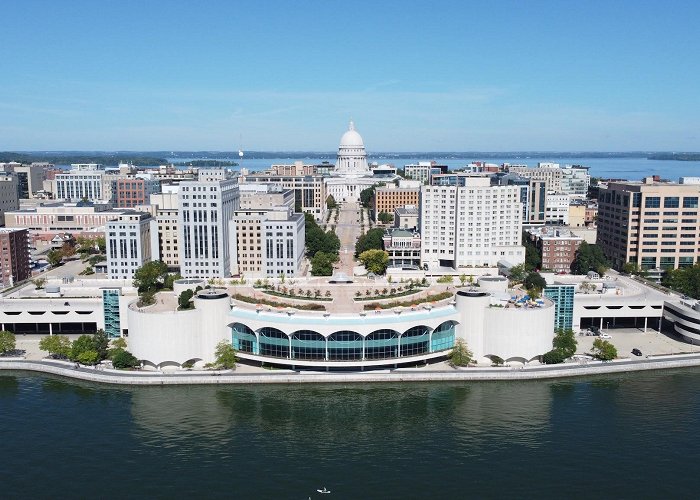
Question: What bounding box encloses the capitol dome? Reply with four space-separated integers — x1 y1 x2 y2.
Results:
339 121 364 147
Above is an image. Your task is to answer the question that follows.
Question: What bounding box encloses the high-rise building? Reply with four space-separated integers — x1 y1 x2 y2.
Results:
404 162 448 184
150 190 180 269
0 174 19 226
545 192 570 225
507 163 563 192
420 175 524 270
0 228 30 287
561 166 591 197
229 207 305 278
241 173 326 220
597 177 700 271
106 212 159 280
178 175 240 278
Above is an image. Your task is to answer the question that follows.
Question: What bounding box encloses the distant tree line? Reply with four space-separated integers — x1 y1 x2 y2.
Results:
172 160 238 167
0 152 167 165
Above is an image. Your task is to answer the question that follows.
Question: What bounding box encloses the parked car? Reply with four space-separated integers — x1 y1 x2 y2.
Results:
632 348 643 357
600 333 612 339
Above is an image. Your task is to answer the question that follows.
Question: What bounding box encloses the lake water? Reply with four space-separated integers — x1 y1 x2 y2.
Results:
169 156 700 181
3 369 699 499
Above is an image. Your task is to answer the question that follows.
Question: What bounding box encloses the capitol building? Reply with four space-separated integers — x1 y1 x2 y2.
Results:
325 121 380 203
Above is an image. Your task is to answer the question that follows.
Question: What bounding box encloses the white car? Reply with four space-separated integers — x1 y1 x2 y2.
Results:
599 333 612 339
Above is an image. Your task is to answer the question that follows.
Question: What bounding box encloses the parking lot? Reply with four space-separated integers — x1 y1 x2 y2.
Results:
576 327 696 359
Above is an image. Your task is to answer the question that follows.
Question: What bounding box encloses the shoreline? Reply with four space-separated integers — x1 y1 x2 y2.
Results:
3 354 700 385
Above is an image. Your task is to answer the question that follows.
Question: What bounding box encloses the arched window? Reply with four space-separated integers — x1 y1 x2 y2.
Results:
431 321 456 352
259 327 289 358
232 323 257 354
291 330 326 360
401 325 430 357
327 331 362 361
365 329 400 360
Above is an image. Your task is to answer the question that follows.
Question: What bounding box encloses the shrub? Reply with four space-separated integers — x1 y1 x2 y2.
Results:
112 349 140 369
542 349 566 364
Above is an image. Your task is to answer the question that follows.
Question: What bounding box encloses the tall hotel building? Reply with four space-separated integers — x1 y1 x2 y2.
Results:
597 177 700 271
178 171 240 278
420 175 525 270
106 212 159 280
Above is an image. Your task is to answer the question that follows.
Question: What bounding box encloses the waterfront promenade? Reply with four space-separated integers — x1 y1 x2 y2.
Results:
3 354 700 385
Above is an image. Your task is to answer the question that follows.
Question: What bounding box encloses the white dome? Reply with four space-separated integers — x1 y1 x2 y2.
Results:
339 121 364 147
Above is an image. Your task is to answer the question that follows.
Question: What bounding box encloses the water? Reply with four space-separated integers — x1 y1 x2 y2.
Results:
2 369 699 499
169 156 700 181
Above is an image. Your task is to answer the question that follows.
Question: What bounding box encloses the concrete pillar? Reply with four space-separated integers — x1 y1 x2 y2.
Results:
288 335 292 359
361 337 365 360
644 317 648 333
613 317 617 326
428 330 433 353
49 323 53 336
325 338 328 361
600 317 603 329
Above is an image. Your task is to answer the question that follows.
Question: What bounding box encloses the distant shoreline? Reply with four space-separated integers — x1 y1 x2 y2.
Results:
2 355 700 385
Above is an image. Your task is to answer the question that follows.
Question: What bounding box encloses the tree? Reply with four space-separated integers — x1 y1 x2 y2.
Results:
355 228 384 256
77 350 99 366
359 186 376 208
508 263 528 283
178 289 195 310
214 341 237 369
46 249 63 267
163 272 182 291
662 264 700 299
542 349 566 364
39 335 71 359
378 211 393 224
524 272 547 298
70 332 108 363
112 349 140 369
111 337 127 349
326 195 337 210
359 249 389 275
552 328 577 358
458 274 467 286
522 231 541 271
93 329 110 361
592 338 617 361
449 338 473 367
570 242 609 276
95 236 106 254
32 277 47 290
311 252 336 276
133 260 169 293
70 334 95 361
0 330 16 354
60 242 76 260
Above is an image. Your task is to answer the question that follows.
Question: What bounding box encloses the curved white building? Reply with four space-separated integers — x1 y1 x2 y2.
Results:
127 289 556 369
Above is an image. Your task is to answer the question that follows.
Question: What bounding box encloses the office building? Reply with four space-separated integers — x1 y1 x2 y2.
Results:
404 162 448 184
5 202 124 236
545 192 570 225
0 174 19 226
150 191 180 269
507 163 564 192
178 177 240 278
383 228 421 268
115 176 161 208
106 212 159 280
394 205 419 230
373 185 420 222
597 177 700 270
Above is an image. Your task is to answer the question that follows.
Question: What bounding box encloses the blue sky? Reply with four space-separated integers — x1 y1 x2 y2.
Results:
1 0 699 151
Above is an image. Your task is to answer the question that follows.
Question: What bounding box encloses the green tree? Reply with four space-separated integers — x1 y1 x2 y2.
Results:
112 349 140 369
570 241 609 276
326 195 337 210
592 338 617 361
111 337 127 349
524 272 547 298
359 186 376 208
662 264 700 299
359 249 389 274
542 349 566 364
95 236 106 254
77 350 99 366
163 272 182 291
60 242 76 260
133 260 169 293
178 289 195 310
355 228 384 256
70 333 107 362
522 231 541 271
449 338 473 367
214 340 237 369
508 263 528 283
46 249 63 267
311 251 336 276
32 277 47 289
39 335 72 359
378 211 393 224
93 329 110 361
458 274 467 286
552 328 577 358
0 330 16 354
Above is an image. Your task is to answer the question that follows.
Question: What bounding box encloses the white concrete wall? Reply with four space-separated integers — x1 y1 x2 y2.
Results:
483 305 555 362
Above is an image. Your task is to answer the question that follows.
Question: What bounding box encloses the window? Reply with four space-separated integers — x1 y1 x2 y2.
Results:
645 197 660 208
683 197 699 208
664 197 679 208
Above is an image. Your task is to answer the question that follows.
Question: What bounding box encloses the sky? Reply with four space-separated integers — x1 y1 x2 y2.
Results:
1 0 699 152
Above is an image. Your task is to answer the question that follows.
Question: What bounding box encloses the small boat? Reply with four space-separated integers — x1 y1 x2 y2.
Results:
317 487 331 494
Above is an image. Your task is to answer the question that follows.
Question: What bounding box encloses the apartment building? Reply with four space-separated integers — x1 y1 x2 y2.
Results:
150 191 179 269
373 186 420 222
596 177 700 270
528 179 547 224
0 228 30 287
561 166 591 197
420 175 524 270
229 207 304 278
106 212 159 280
507 163 564 192
527 227 583 273
178 177 240 278
404 162 448 184
545 192 570 225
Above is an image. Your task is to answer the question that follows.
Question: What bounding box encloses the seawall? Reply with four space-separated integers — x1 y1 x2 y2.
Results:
3 355 700 385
